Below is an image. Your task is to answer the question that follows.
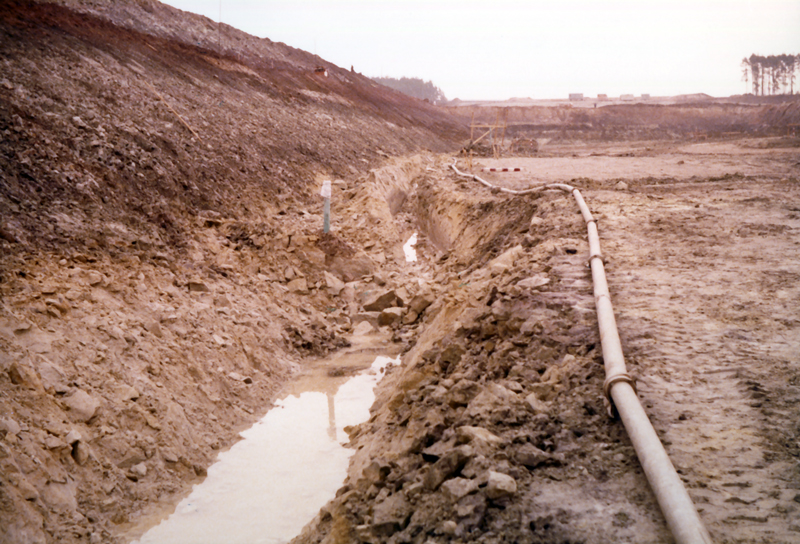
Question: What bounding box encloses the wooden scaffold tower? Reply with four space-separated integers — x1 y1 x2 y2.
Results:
464 108 508 170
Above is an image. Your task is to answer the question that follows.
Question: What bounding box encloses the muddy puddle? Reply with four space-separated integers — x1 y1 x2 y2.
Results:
132 339 399 544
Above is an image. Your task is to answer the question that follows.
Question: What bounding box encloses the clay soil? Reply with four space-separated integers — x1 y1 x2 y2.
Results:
2 1 800 544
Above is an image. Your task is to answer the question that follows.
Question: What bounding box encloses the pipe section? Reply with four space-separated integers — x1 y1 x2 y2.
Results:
449 159 712 544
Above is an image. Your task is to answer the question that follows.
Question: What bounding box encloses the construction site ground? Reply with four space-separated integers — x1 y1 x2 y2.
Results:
1 2 800 543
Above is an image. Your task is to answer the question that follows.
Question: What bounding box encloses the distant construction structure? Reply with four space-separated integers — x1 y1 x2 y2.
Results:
463 108 508 167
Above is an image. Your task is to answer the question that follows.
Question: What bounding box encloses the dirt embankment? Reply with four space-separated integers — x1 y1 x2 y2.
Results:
448 99 800 144
2 1 800 544
294 147 800 544
0 1 465 542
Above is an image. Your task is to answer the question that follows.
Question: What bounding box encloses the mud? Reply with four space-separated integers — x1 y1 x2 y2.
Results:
1 1 799 544
293 145 800 544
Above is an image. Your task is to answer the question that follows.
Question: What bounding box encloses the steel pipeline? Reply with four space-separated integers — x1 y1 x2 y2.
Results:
450 159 712 544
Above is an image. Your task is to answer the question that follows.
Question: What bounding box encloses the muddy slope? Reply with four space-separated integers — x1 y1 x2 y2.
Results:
294 147 800 544
0 1 465 542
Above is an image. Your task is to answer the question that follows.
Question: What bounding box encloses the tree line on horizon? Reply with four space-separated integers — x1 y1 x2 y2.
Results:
371 76 447 104
741 54 798 95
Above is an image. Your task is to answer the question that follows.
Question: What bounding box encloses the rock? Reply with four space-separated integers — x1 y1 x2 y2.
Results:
323 271 345 296
85 270 104 286
515 444 554 468
354 525 373 542
328 253 373 282
408 293 434 314
352 321 374 336
0 418 22 436
117 450 147 469
287 277 309 294
115 384 140 402
424 446 474 491
65 430 81 445
283 266 295 281
441 477 479 501
362 289 398 312
362 460 391 485
530 216 545 226
465 383 520 418
446 379 481 407
378 307 404 327
485 471 517 499
214 294 231 307
227 372 252 384
517 274 550 289
36 358 68 394
8 361 44 392
455 493 487 527
392 286 408 305
439 344 465 370
525 392 549 414
44 298 70 315
371 493 412 537
45 435 66 450
42 480 78 511
131 463 147 477
438 520 458 535
16 477 40 501
72 115 88 129
72 441 90 466
161 449 179 463
529 381 559 402
402 310 419 325
63 390 101 422
187 280 209 292
144 320 163 338
352 311 380 328
456 426 505 453
615 181 629 190
488 245 523 276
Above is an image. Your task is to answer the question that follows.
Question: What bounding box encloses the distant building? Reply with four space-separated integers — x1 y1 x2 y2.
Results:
597 94 608 101
569 93 584 101
621 94 635 101
641 94 651 100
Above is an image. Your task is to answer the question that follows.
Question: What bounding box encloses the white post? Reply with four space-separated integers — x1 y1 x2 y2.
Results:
320 180 332 233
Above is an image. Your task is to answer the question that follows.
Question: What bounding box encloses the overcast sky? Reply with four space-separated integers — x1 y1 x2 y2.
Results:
163 0 800 100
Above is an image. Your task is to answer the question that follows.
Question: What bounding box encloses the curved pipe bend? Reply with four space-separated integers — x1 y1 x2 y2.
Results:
449 157 712 544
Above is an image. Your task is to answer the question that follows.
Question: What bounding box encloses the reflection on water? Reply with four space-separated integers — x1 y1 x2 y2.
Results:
135 356 396 544
403 233 418 262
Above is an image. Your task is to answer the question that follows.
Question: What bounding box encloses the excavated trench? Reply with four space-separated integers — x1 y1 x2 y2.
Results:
289 157 679 544
134 344 401 544
131 155 617 544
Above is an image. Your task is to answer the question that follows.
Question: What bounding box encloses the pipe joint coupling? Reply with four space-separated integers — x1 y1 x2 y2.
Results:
588 253 606 266
603 372 637 418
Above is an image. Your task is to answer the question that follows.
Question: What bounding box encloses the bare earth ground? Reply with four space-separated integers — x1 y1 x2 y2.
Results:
467 144 800 541
2 2 800 543
294 142 800 544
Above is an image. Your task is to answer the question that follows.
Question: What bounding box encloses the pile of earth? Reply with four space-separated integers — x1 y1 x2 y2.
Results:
293 165 673 544
0 1 467 542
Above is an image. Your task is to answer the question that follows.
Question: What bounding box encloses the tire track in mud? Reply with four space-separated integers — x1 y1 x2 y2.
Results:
592 180 800 542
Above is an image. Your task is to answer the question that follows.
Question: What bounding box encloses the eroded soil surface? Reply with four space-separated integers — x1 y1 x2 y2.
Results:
2 1 800 544
294 144 800 544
